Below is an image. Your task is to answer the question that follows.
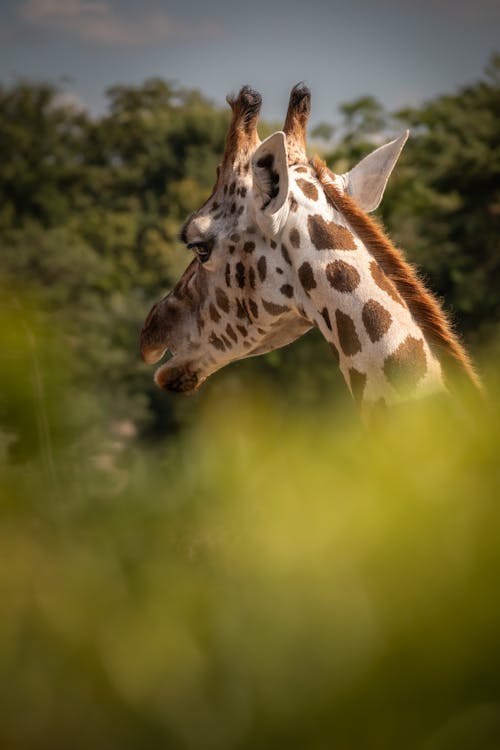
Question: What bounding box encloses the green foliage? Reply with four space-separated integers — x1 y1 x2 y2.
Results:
1 62 500 749
0 60 498 448
0 309 499 749
388 58 500 350
0 78 231 445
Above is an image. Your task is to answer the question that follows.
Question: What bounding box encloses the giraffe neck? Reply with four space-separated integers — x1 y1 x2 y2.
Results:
303 246 444 408
285 171 445 408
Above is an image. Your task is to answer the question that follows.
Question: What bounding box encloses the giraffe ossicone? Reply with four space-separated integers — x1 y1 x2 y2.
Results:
140 84 481 412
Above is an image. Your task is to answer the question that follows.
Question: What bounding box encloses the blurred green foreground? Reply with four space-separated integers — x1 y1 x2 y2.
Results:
1 298 499 750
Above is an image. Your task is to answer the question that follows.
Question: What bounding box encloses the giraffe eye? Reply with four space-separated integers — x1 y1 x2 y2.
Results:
187 240 214 263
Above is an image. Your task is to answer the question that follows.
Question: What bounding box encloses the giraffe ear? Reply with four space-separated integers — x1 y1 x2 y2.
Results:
342 131 409 212
251 131 289 215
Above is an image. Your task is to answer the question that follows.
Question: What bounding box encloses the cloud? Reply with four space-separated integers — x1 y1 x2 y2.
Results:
51 90 88 112
18 0 225 46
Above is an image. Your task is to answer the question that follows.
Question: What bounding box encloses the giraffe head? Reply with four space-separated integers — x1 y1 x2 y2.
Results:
139 84 411 394
140 84 479 404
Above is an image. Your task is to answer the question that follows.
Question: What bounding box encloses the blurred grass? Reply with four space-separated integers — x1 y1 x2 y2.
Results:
1 300 499 750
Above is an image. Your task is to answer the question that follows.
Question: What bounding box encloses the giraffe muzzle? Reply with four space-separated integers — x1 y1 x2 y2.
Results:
139 301 177 364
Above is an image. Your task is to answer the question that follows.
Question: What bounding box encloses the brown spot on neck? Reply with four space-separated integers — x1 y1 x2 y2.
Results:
326 260 360 293
320 307 332 331
289 228 301 248
307 214 357 251
369 260 405 307
281 243 292 265
257 255 267 282
335 309 361 356
362 299 392 343
298 261 316 293
383 335 427 395
297 179 319 201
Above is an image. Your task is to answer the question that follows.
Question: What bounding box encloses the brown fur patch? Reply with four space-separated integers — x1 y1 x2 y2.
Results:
295 166 308 174
289 228 301 248
209 332 226 351
209 303 221 323
257 255 267 282
225 263 231 287
362 299 392 343
325 260 360 293
308 214 357 251
215 287 230 313
297 179 319 201
298 261 317 292
235 262 245 289
281 244 292 266
244 241 255 253
335 309 361 356
320 307 332 331
248 299 259 318
348 367 367 404
226 323 238 343
249 266 256 290
383 335 427 394
236 325 248 337
262 299 290 316
312 156 482 393
236 299 250 321
280 284 294 298
369 260 405 307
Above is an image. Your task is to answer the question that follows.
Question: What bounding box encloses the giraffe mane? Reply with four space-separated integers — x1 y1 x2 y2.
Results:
312 155 483 395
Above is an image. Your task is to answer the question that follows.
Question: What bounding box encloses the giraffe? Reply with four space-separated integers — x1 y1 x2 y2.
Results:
140 84 481 414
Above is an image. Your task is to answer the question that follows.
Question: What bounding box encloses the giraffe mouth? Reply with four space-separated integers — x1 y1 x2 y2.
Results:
154 360 204 395
141 336 203 395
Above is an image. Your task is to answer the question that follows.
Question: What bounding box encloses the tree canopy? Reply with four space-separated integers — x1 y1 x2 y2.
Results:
1 61 498 454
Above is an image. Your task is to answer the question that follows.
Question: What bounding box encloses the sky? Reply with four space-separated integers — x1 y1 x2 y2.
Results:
0 0 499 126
